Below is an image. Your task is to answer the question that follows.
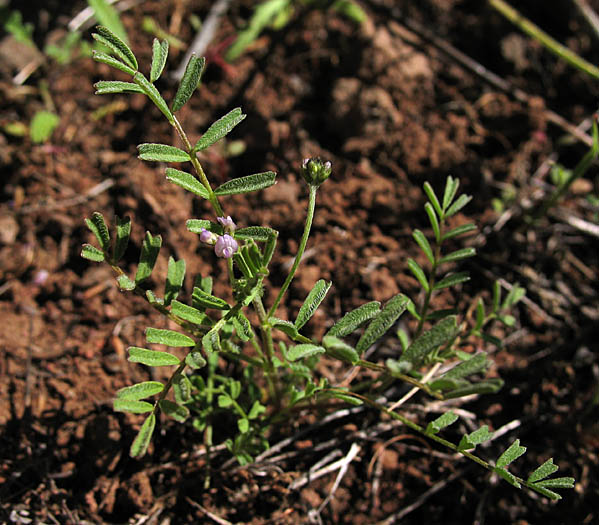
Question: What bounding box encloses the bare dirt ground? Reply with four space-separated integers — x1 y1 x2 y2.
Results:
1 0 598 523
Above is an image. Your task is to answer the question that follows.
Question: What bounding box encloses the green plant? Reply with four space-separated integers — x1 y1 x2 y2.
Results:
82 26 574 500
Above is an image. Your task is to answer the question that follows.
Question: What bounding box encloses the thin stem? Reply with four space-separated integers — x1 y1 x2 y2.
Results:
267 184 317 319
415 241 442 337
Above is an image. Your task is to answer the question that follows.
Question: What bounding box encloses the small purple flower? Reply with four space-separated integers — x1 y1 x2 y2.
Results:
200 228 217 244
214 234 238 258
217 215 236 232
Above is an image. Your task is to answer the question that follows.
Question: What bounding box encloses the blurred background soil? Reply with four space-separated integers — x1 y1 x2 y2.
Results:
0 0 598 523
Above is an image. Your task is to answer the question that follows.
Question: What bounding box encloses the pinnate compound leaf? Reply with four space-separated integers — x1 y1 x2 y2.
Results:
322 336 359 364
356 294 409 354
438 247 476 265
286 344 325 362
159 399 189 422
185 351 207 369
150 38 169 82
442 223 476 241
214 171 276 196
412 229 434 264
194 107 247 151
81 244 105 262
192 287 230 310
166 168 209 198
135 231 162 283
94 80 144 94
407 258 429 292
445 193 472 218
494 466 521 488
458 425 494 452
128 346 180 366
92 51 137 75
173 373 192 404
117 274 136 291
496 439 527 469
171 300 209 325
133 72 174 122
164 257 186 306
295 279 332 330
234 226 277 242
326 301 381 337
130 413 155 458
146 327 195 347
433 272 470 291
92 25 137 70
113 398 153 413
400 316 458 368
114 215 131 262
116 381 164 401
138 143 189 163
527 458 559 484
85 212 110 252
172 55 205 112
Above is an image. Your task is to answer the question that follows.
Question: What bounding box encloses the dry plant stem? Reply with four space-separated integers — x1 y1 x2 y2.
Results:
489 0 599 80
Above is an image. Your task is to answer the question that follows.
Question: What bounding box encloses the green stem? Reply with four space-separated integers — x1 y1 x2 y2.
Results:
489 0 599 80
415 241 442 337
267 184 317 319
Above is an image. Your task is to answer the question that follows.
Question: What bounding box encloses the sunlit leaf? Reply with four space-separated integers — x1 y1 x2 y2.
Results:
165 168 209 198
30 111 60 143
425 411 459 435
423 182 442 218
400 316 458 368
494 466 521 488
432 272 470 290
85 211 110 252
441 223 476 242
146 327 195 347
92 51 136 75
442 175 459 211
214 171 276 196
445 193 472 218
186 219 223 235
114 215 131 262
234 226 278 242
159 399 189 422
81 244 104 262
113 398 153 413
92 25 137 70
322 335 359 364
164 257 185 306
138 143 189 163
407 258 429 292
171 300 209 325
185 350 207 369
458 425 494 452
130 413 155 458
193 107 247 151
356 294 409 354
326 301 381 337
128 346 180 366
295 279 332 330
150 38 169 82
412 229 434 264
286 344 325 362
173 373 192 403
443 352 489 380
424 202 440 242
135 231 162 283
172 55 205 112
496 439 527 469
117 274 136 291
94 80 144 94
133 72 174 122
527 458 559 484
438 247 476 265
116 381 164 401
192 287 230 310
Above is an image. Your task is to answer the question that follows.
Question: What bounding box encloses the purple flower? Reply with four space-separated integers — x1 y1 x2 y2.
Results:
200 228 217 244
217 215 236 232
214 234 238 258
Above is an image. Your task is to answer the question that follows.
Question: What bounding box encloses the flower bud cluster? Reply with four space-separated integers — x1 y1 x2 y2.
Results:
200 216 238 259
301 157 332 187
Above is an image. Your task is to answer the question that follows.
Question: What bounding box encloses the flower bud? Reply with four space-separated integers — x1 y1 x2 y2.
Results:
217 215 236 233
214 234 238 258
301 157 332 187
200 228 217 245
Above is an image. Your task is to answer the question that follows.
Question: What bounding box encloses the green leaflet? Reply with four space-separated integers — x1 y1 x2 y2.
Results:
193 108 247 152
113 398 153 413
187 220 223 235
424 202 441 242
185 351 207 369
494 466 521 489
441 223 476 242
117 274 136 291
527 458 559 484
432 272 470 291
412 229 434 264
356 294 409 354
172 55 205 112
92 25 137 70
214 172 276 196
407 258 429 292
458 425 494 452
81 244 104 262
425 411 459 435
128 346 180 366
130 413 155 458
202 329 221 353
114 215 131 262
192 287 230 310
94 80 144 95
234 226 278 242
295 279 332 330
164 257 186 306
30 111 60 143
322 335 359 364
286 344 325 362
438 247 476 265
496 439 527 469
134 231 162 283
173 373 192 403
92 51 136 75
423 182 442 218
138 143 190 163
159 399 189 422
442 175 460 211
270 318 299 339
116 381 164 401
171 300 209 325
165 168 209 199
85 211 110 252
146 327 195 347
443 353 489 380
445 193 472 218
400 316 458 368
150 38 169 82
443 378 504 399
326 301 381 337
133 72 174 123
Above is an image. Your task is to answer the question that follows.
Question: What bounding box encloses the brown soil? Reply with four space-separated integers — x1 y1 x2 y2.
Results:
1 1 598 523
